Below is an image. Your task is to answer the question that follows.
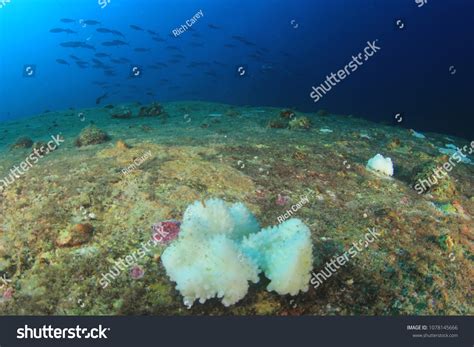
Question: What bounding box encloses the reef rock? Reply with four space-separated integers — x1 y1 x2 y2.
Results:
138 102 164 117
56 223 94 247
10 136 33 150
74 125 110 147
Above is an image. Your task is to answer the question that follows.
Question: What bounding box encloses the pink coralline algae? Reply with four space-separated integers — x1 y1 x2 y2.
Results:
2 288 14 300
130 265 145 280
152 220 181 244
276 194 290 206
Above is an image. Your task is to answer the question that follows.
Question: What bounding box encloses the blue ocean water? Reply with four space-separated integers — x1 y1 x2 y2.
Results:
0 0 472 138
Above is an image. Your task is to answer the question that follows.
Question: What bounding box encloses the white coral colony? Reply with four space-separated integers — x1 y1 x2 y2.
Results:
366 153 394 176
161 198 314 308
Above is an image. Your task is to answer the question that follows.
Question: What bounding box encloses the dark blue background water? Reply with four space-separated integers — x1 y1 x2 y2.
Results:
0 0 472 139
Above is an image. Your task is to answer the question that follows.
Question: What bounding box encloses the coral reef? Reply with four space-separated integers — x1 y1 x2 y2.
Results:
0 101 471 316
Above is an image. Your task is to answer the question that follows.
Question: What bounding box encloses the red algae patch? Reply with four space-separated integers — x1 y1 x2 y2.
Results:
152 220 181 245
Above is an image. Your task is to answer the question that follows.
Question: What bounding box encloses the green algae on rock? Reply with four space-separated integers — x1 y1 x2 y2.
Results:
289 116 312 130
268 117 288 129
56 223 94 248
10 136 34 150
74 125 110 147
411 158 457 201
138 102 165 118
31 141 49 155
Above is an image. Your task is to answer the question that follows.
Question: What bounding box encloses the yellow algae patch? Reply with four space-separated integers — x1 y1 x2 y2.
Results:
97 143 258 228
160 158 255 200
96 143 221 167
253 293 281 315
96 142 164 166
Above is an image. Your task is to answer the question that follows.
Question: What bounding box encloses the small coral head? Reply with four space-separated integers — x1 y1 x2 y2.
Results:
152 220 181 244
2 288 14 300
276 194 290 206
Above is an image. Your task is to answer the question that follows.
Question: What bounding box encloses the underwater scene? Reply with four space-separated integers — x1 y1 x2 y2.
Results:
0 0 472 316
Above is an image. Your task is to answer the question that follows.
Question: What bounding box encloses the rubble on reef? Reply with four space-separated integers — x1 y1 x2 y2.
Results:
55 223 94 247
280 109 296 119
289 116 312 130
268 117 288 129
315 109 329 117
0 101 472 316
10 136 33 150
74 125 110 147
111 102 167 121
31 141 49 155
111 109 133 119
138 102 166 118
411 157 457 201
115 140 131 150
268 110 312 130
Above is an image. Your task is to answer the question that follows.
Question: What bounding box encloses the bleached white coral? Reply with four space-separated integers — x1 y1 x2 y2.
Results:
242 219 313 295
366 153 394 176
179 199 259 241
161 199 314 308
162 199 261 308
162 234 259 308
